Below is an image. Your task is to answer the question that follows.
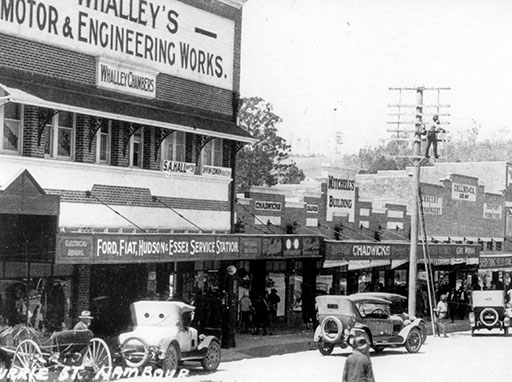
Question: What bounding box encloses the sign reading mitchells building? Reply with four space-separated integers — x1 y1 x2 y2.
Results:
0 0 235 90
326 176 355 222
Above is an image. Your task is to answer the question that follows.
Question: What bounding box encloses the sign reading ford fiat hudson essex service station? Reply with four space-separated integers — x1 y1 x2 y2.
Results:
0 0 235 90
56 234 322 263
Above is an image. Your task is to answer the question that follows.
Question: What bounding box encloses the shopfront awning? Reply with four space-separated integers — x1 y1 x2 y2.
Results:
322 260 349 268
0 70 255 144
348 260 390 271
479 253 512 272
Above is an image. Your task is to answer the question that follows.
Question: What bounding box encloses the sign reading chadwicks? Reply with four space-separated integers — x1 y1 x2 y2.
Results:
326 175 355 222
0 0 235 90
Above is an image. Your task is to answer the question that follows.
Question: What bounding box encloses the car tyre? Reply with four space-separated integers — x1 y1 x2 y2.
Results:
373 346 385 354
120 337 150 368
320 315 343 343
405 328 422 353
162 343 179 374
317 342 334 355
504 326 509 336
479 307 499 327
201 340 221 372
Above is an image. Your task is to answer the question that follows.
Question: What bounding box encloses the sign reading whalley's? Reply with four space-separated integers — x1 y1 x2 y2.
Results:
0 0 235 90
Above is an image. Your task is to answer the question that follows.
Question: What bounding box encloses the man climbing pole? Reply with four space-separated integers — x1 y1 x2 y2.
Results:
421 114 446 159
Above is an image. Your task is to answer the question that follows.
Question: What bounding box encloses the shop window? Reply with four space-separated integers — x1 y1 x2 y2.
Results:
487 241 493 251
0 278 71 330
202 138 222 167
1 102 22 154
496 241 503 251
130 128 143 167
96 120 111 163
266 260 286 272
45 111 75 159
162 131 186 163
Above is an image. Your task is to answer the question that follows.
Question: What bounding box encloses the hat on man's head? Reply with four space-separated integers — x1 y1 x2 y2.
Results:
79 310 93 320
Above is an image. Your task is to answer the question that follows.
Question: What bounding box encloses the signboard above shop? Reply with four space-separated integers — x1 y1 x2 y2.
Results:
326 175 355 222
57 233 323 264
0 0 235 90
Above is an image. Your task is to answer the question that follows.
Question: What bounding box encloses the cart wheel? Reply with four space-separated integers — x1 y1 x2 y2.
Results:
201 340 221 372
120 337 150 368
81 338 112 379
11 339 44 382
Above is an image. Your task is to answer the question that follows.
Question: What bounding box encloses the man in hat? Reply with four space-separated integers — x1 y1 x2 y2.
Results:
421 114 446 159
74 310 93 330
342 336 375 382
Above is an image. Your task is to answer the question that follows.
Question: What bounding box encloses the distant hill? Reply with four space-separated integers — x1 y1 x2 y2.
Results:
290 155 360 180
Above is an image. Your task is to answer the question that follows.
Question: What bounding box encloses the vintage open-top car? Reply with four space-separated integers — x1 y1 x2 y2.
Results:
469 290 511 335
350 292 428 344
314 295 424 355
117 301 221 372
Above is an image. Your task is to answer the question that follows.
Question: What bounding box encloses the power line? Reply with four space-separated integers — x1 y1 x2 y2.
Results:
236 199 275 234
86 191 146 233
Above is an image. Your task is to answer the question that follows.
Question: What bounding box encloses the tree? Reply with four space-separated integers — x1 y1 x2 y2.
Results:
236 97 305 189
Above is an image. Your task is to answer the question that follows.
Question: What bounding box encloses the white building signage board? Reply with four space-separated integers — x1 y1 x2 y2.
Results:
421 195 443 215
452 182 476 201
0 0 235 90
326 175 355 222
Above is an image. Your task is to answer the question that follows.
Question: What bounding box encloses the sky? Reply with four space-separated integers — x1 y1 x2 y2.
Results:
240 0 512 156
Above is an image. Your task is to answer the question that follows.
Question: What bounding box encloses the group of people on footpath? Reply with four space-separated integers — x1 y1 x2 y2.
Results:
238 288 280 336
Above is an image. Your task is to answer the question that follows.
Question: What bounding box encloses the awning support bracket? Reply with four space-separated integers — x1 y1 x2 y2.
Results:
123 122 143 156
154 127 175 161
88 117 104 152
37 108 59 146
196 135 215 164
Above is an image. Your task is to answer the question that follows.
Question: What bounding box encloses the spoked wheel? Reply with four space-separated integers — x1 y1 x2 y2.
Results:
120 337 150 368
80 338 112 381
201 340 221 371
162 344 179 374
11 339 45 382
405 328 422 353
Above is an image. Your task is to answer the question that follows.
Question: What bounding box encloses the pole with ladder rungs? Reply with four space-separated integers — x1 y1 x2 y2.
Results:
387 86 450 317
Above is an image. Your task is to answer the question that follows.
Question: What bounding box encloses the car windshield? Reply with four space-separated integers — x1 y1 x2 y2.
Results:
356 302 390 317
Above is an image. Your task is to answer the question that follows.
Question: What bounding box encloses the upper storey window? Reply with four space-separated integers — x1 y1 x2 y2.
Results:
202 138 223 167
1 103 22 154
45 112 75 159
162 131 186 162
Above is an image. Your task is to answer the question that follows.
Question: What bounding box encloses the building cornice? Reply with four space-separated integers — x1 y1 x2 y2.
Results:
217 0 248 9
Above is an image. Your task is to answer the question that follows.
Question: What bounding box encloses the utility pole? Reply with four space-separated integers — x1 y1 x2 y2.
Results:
388 86 450 317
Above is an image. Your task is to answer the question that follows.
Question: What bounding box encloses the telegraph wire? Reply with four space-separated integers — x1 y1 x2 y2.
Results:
152 196 204 232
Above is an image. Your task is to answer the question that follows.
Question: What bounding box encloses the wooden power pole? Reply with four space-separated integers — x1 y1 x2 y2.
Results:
388 86 450 317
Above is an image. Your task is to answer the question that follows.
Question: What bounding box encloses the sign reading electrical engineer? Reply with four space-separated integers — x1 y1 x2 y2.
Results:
326 176 355 222
0 0 235 90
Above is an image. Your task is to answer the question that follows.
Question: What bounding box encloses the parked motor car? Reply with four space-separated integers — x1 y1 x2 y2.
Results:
469 290 511 336
116 301 221 372
350 292 428 344
313 295 423 355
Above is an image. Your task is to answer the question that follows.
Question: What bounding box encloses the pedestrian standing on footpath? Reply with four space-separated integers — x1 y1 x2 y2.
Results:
342 336 375 382
238 292 252 333
434 294 449 337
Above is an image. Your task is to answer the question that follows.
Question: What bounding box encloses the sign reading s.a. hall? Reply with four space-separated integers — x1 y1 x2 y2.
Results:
0 0 235 90
326 176 355 222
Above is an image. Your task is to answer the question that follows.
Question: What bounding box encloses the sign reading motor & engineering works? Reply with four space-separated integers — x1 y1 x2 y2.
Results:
326 175 355 222
0 0 235 90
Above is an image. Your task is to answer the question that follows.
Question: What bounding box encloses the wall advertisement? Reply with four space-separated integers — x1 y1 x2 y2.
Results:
0 0 235 90
452 182 476 201
326 175 355 222
421 194 442 215
483 202 502 220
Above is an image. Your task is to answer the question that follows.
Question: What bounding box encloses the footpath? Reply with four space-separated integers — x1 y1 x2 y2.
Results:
221 318 470 362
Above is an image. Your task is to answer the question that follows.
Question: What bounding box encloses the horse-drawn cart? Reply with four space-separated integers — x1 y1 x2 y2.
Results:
0 326 112 382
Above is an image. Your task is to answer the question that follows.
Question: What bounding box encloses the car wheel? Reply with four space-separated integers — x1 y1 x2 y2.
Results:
320 316 343 343
373 346 385 354
162 343 179 374
317 342 334 355
419 321 428 344
504 327 509 336
405 328 422 353
471 327 475 336
201 340 221 372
